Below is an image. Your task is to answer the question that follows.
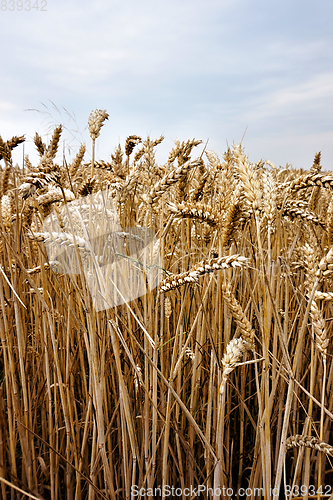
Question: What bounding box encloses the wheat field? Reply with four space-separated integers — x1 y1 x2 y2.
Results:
0 110 332 499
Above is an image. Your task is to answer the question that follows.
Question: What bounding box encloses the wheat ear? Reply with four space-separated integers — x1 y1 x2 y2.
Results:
145 158 203 205
221 283 255 351
309 300 329 361
167 201 220 227
285 435 333 457
159 255 248 293
219 337 247 395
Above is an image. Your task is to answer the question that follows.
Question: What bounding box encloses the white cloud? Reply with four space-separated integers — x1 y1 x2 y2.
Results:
0 0 332 171
238 72 333 127
0 101 17 113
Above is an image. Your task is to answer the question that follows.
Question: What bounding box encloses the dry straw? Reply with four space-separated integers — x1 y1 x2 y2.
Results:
0 116 333 499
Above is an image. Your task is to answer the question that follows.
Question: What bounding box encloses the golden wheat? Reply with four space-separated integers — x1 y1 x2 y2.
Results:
0 111 332 499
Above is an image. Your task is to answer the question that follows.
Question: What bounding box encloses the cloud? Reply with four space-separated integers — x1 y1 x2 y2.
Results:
237 72 333 134
0 100 17 114
0 0 332 170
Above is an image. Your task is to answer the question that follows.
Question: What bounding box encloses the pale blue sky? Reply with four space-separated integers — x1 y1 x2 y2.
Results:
1 0 332 169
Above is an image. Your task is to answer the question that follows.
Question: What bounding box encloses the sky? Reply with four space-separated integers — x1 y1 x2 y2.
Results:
0 0 333 170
